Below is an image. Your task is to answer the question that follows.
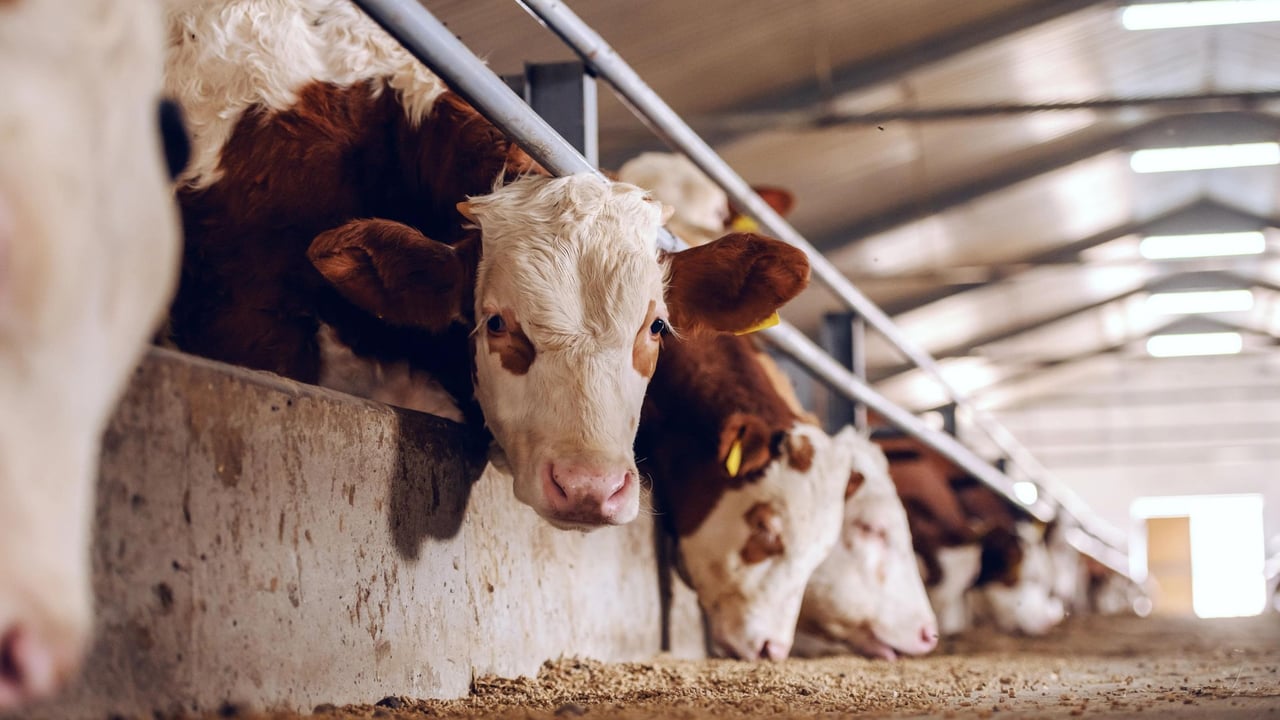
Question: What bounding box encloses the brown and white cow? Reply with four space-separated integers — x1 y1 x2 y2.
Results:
638 334 853 660
616 152 794 247
162 1 810 530
0 0 183 708
794 431 938 659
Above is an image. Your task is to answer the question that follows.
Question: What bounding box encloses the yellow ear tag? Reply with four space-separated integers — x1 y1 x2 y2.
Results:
734 311 781 336
725 439 743 477
730 215 759 233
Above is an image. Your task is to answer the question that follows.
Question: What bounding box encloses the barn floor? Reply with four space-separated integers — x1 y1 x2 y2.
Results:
233 614 1279 720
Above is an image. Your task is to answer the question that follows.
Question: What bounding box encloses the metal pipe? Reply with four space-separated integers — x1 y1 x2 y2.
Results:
350 0 595 178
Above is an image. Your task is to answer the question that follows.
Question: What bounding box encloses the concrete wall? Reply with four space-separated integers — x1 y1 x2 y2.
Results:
25 349 702 719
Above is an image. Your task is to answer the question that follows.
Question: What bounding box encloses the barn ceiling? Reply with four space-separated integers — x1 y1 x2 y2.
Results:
425 0 1280 417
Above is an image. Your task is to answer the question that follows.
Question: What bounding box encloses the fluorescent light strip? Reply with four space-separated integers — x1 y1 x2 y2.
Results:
1146 289 1255 314
1122 1 1280 30
1146 331 1244 357
1130 142 1280 173
1139 231 1266 259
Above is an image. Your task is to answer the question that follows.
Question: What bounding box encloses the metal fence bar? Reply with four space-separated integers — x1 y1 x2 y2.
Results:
515 0 1129 556
348 0 1130 573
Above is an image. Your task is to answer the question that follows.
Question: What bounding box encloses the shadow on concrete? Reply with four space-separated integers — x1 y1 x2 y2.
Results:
387 410 490 559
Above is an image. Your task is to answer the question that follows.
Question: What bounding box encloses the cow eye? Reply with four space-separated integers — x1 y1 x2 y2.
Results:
486 314 507 335
649 318 669 337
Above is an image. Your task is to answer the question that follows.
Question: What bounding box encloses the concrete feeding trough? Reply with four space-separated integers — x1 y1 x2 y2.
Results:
25 349 701 719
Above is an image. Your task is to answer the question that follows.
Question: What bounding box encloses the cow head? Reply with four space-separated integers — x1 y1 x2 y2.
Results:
677 422 853 660
312 174 809 530
616 152 794 247
978 521 1064 635
0 0 181 709
796 428 938 660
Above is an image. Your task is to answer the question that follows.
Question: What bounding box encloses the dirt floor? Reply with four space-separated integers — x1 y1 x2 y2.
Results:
233 614 1280 719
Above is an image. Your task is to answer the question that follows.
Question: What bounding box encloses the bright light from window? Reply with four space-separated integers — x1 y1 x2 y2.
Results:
1139 231 1266 259
1146 289 1255 314
1146 331 1244 357
1130 142 1280 172
1130 494 1266 619
1122 1 1280 30
1012 480 1039 506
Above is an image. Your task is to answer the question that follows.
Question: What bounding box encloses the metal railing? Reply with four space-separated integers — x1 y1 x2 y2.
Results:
350 0 1132 578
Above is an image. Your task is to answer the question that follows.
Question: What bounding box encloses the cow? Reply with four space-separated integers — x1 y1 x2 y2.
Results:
876 433 1064 636
0 0 184 708
794 430 938 659
637 332 854 660
616 152 794 247
163 0 811 530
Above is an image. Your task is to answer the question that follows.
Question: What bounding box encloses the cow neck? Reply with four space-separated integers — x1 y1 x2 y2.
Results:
640 331 802 537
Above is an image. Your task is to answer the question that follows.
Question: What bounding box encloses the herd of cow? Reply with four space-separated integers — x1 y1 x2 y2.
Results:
0 0 1144 712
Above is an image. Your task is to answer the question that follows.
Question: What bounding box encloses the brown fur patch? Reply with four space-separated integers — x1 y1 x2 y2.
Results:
740 502 785 564
637 332 805 537
785 433 814 472
845 471 866 500
632 300 661 378
170 80 539 389
488 319 536 375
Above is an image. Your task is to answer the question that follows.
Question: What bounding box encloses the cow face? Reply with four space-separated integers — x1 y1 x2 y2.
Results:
470 175 811 530
796 429 938 659
310 175 809 530
0 0 181 708
678 423 853 660
928 544 982 635
979 522 1064 636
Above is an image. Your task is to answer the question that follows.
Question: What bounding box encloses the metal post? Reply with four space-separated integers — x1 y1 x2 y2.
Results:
525 62 598 167
819 312 855 434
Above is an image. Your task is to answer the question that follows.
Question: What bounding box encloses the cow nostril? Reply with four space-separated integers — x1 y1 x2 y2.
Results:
546 469 568 501
921 626 939 647
758 640 773 660
607 473 631 502
0 628 21 688
0 624 58 705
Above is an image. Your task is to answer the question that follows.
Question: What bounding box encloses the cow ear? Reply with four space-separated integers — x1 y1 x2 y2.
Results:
726 185 796 231
308 219 473 330
718 411 776 479
664 232 809 335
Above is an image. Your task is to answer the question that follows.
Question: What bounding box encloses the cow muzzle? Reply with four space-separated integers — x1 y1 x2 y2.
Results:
538 459 639 529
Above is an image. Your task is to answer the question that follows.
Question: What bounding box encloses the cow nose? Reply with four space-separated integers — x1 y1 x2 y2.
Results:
544 463 633 525
0 624 61 709
758 639 790 661
919 624 939 653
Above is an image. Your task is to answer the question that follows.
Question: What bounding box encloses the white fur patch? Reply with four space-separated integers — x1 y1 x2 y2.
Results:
930 545 982 636
617 152 728 247
164 0 448 188
679 422 854 659
797 427 937 657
